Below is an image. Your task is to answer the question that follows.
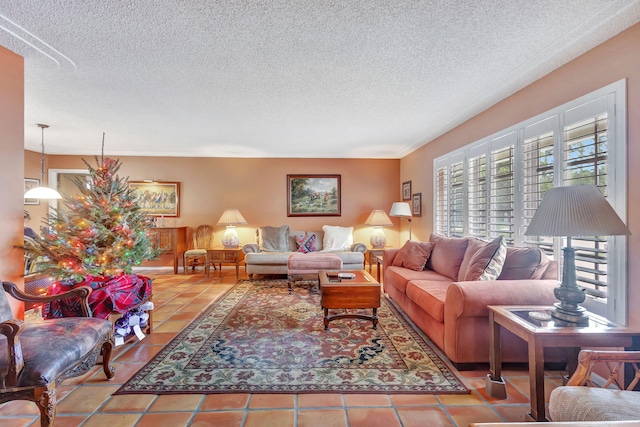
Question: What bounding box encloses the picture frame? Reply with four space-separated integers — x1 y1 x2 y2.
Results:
402 181 412 201
287 174 341 217
24 178 40 205
412 193 422 217
128 181 180 217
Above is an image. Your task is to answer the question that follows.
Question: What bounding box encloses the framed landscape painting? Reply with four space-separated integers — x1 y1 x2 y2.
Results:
287 174 341 217
129 181 180 217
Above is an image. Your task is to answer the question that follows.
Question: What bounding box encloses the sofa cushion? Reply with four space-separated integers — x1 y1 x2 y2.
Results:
392 241 434 271
497 246 554 280
295 234 317 253
458 236 507 281
258 225 290 252
406 280 451 323
385 266 451 294
427 234 469 280
245 251 292 265
322 225 354 251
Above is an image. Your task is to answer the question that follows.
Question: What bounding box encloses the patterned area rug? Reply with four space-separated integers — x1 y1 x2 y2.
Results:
115 280 469 395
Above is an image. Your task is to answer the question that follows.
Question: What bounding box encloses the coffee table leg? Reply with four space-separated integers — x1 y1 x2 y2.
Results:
486 310 507 399
372 308 378 329
324 308 330 330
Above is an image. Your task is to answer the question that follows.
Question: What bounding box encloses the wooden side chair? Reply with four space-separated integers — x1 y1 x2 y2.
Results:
0 281 115 427
549 349 640 422
183 224 215 274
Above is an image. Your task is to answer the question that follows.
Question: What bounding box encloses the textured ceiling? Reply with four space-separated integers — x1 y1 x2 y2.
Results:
1 1 639 158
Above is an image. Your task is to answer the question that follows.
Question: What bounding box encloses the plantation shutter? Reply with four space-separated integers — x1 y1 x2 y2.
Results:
467 145 488 238
562 107 609 298
488 134 515 244
449 160 464 237
522 117 556 255
435 165 449 236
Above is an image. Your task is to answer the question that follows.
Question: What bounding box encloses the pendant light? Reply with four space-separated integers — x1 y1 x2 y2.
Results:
24 124 62 200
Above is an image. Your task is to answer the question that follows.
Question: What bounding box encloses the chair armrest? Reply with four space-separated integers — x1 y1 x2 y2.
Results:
242 243 259 254
567 349 640 389
2 281 93 317
351 242 367 253
0 319 24 387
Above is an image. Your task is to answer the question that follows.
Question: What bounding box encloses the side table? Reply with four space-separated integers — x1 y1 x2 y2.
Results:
366 248 386 274
486 305 640 422
206 247 242 279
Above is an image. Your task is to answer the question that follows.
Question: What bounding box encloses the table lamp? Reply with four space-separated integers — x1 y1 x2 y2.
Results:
364 210 393 248
524 185 629 325
389 202 413 240
216 208 247 248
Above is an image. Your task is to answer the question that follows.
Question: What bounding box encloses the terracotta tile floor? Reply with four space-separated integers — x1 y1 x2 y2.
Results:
0 267 566 426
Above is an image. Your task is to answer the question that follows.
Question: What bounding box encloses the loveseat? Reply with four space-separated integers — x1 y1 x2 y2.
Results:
243 225 366 277
384 234 566 368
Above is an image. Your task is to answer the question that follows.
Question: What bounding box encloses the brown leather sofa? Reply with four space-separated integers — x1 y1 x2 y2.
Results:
383 234 565 368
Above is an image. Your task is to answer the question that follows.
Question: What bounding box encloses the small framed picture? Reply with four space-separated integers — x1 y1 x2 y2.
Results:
402 181 412 201
412 193 422 217
24 178 40 205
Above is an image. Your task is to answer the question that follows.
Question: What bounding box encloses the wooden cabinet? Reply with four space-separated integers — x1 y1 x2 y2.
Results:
149 227 187 274
206 247 242 279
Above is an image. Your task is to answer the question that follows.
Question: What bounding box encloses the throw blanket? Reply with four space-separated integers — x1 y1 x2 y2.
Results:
45 273 152 319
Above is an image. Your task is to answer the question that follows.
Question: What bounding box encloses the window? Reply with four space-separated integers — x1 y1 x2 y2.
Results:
433 80 627 323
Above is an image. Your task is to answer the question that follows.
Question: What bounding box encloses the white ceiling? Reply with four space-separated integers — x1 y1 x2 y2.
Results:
2 1 639 159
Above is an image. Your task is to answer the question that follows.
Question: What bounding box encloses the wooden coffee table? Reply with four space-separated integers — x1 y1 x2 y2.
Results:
318 270 381 330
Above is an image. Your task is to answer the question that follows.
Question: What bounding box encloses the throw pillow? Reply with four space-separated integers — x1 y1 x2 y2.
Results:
392 240 434 271
258 225 290 252
322 225 354 251
497 247 555 280
295 234 317 253
458 236 507 281
426 234 469 280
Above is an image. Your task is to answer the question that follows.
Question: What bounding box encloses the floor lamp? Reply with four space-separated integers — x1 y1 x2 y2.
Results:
389 202 413 241
524 185 630 325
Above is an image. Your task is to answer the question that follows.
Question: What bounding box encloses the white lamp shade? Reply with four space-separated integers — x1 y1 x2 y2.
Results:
389 202 412 218
24 186 62 200
364 210 393 226
216 208 247 226
525 185 630 237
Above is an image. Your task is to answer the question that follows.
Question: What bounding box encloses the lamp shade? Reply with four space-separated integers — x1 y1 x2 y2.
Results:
364 210 393 226
389 202 412 218
524 185 629 237
24 186 62 200
216 209 247 226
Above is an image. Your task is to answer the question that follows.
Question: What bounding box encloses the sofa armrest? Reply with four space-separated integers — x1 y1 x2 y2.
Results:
351 242 367 253
242 243 259 254
382 248 400 270
445 279 559 319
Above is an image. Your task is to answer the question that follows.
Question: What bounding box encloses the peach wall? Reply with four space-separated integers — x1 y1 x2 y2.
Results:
401 23 640 327
41 156 402 251
0 46 25 316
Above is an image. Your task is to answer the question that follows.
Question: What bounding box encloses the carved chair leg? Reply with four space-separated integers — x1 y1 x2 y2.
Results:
101 340 116 379
33 384 56 427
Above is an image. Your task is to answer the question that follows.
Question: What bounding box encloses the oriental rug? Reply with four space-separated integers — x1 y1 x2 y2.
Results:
115 279 469 395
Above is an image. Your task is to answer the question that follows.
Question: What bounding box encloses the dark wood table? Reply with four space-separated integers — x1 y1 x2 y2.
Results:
486 305 640 422
319 270 381 330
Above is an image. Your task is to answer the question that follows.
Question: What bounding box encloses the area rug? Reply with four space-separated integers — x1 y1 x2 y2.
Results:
115 279 469 395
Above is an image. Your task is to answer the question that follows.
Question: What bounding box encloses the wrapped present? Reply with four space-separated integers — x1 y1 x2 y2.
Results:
45 273 152 319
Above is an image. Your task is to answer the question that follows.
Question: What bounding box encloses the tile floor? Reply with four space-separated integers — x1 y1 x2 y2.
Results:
0 266 566 427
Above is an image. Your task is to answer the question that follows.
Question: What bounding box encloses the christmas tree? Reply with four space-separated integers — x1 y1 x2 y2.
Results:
24 156 160 282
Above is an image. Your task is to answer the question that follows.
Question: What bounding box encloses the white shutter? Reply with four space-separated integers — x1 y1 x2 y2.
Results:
467 152 487 238
434 165 449 236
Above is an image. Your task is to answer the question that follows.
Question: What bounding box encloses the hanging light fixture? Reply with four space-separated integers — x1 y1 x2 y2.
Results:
24 124 62 200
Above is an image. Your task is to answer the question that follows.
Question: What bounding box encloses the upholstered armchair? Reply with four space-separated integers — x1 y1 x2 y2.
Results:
0 281 115 427
549 349 640 422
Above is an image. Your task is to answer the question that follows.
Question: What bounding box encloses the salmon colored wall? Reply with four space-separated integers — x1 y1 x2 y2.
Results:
0 46 25 317
401 23 640 327
40 156 402 250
